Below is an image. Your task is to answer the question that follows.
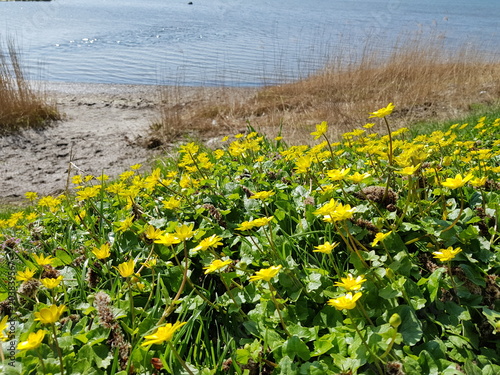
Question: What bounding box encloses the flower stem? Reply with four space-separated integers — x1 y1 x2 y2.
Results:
346 311 384 374
268 283 290 336
51 324 65 375
168 341 195 375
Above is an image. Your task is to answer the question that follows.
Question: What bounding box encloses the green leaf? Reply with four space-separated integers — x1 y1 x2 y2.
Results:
418 350 440 375
277 356 299 375
283 336 311 361
458 225 480 241
379 283 402 299
55 249 73 265
459 264 486 287
274 208 286 221
464 359 483 375
311 334 334 357
427 267 446 302
393 305 423 345
236 348 250 365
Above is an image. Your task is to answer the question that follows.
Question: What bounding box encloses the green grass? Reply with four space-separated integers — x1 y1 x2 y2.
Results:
1 104 499 375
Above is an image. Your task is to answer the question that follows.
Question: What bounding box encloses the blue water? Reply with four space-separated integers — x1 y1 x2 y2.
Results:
1 0 499 86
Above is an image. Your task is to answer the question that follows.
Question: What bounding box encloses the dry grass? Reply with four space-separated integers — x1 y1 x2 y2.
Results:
0 38 60 135
153 35 500 145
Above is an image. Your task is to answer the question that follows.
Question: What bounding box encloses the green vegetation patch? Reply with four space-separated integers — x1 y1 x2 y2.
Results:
1 104 499 374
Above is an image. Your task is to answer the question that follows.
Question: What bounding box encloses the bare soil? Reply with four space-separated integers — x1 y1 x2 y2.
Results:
0 82 165 204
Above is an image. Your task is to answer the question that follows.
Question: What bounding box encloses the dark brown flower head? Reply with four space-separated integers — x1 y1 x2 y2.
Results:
17 279 41 300
94 291 130 370
41 265 60 279
60 314 81 326
203 203 226 228
303 196 315 206
484 179 500 191
72 255 86 268
354 186 398 206
353 218 378 234
94 291 116 329
386 361 405 375
86 262 102 289
242 186 253 198
0 300 12 316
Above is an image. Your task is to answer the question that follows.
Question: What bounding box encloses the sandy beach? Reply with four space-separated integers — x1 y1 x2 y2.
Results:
0 81 259 204
0 82 183 203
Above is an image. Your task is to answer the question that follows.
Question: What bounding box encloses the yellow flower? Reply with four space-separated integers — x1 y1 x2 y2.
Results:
236 220 255 231
144 225 164 241
115 216 134 232
369 103 395 118
192 235 223 252
96 174 109 182
311 121 328 140
92 244 111 259
179 142 199 155
141 321 187 346
371 231 393 247
432 247 462 262
322 202 356 223
469 177 487 187
363 123 375 129
142 257 158 269
203 259 232 274
327 168 350 182
214 149 225 159
313 241 339 255
33 253 55 266
16 268 36 282
119 170 135 180
117 259 135 278
334 274 366 291
76 185 100 201
0 315 8 341
174 223 196 241
34 304 66 324
347 172 371 184
441 173 473 189
250 190 275 200
252 216 274 227
236 217 274 231
249 265 282 282
17 330 46 351
25 191 38 201
162 197 182 210
327 292 362 310
397 165 420 176
41 276 63 289
154 233 181 247
295 155 313 174
72 175 83 185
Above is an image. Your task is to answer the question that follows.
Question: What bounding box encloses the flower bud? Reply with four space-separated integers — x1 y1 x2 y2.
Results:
389 313 402 328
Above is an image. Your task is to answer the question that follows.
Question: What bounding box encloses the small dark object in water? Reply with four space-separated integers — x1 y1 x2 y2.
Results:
188 1 193 4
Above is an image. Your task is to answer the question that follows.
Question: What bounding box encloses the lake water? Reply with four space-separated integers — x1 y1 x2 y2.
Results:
1 0 499 86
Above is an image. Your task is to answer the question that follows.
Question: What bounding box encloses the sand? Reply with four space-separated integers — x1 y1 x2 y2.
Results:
0 82 168 204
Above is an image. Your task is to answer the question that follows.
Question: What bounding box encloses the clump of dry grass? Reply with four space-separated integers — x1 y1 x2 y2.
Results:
153 35 500 145
0 38 60 135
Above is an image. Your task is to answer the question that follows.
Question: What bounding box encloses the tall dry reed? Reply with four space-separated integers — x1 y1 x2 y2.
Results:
0 38 59 135
154 35 500 144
